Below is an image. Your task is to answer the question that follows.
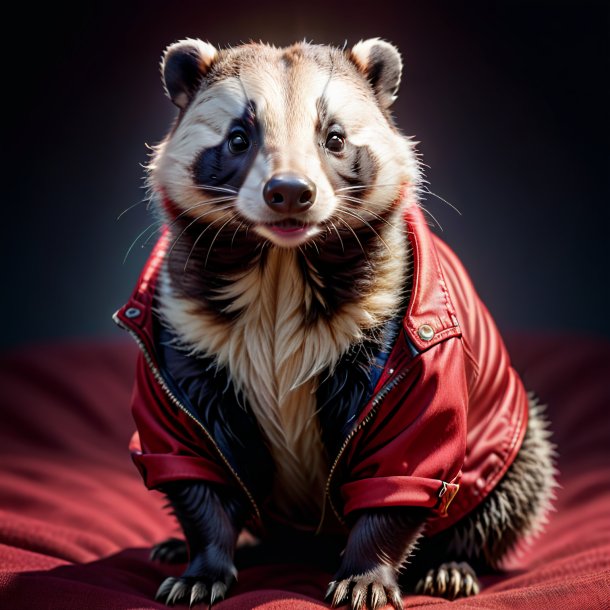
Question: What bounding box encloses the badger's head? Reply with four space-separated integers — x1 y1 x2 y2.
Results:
149 38 419 251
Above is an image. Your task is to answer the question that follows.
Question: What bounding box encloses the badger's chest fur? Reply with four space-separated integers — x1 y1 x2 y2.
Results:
158 220 409 523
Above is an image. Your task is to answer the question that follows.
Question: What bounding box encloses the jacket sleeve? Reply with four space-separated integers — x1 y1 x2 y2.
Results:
128 351 231 490
340 336 468 519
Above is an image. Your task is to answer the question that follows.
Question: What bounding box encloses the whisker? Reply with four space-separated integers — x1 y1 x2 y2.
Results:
309 238 320 256
335 207 392 254
333 216 369 262
189 184 239 195
169 204 235 259
416 203 443 231
337 196 401 231
142 219 167 247
158 178 239 196
230 221 245 249
185 211 235 271
421 187 462 216
144 196 237 247
328 220 344 252
335 182 402 193
123 220 164 264
204 212 238 268
116 196 152 220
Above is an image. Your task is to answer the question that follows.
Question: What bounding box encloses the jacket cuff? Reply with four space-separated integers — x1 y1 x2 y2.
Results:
131 451 229 490
341 475 460 518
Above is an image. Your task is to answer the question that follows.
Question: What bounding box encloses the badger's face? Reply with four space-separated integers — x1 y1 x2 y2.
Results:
150 39 419 249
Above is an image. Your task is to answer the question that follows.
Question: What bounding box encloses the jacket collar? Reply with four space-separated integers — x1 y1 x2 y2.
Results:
114 203 460 351
402 205 461 351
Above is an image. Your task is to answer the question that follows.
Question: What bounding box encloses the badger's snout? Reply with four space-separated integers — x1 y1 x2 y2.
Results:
263 173 317 214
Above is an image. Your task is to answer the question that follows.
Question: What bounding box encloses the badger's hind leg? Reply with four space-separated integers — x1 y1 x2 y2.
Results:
407 394 557 599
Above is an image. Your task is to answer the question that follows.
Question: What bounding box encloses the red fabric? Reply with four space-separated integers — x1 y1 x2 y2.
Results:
0 334 609 608
114 206 528 533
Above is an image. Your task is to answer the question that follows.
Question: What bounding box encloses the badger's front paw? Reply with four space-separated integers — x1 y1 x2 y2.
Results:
326 565 403 610
155 558 237 607
415 561 480 600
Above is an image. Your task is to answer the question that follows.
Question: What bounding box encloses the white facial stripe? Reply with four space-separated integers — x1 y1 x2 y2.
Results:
323 78 386 141
237 151 270 220
177 78 249 148
239 68 286 150
234 60 338 226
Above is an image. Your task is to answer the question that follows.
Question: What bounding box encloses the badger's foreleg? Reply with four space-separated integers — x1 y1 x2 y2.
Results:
326 507 428 610
153 481 246 608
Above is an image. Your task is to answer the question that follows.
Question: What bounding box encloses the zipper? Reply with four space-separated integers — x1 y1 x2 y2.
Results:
113 312 261 522
319 366 410 531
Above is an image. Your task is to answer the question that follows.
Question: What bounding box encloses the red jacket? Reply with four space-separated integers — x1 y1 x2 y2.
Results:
114 205 528 536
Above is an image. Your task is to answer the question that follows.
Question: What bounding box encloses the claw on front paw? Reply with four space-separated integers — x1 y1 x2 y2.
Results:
326 569 403 610
155 572 235 607
414 561 480 600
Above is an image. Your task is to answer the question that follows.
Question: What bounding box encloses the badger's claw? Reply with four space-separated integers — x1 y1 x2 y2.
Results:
414 561 480 600
326 566 403 610
155 566 237 607
150 537 188 564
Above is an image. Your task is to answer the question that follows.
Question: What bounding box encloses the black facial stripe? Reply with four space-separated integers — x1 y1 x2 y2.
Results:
166 212 264 321
190 101 260 196
298 212 398 323
323 143 379 200
167 201 404 355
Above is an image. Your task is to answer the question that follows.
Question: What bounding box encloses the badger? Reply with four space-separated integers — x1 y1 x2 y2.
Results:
114 38 557 610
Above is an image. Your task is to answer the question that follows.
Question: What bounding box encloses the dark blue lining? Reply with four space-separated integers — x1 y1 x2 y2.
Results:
154 318 274 502
153 308 409 506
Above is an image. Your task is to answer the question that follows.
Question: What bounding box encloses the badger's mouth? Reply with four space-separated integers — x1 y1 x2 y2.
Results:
266 218 309 234
255 218 320 246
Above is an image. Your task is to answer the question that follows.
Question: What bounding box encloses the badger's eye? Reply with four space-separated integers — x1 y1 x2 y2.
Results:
228 129 250 154
325 132 345 153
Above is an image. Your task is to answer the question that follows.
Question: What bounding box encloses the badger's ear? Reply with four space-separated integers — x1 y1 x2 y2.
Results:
161 39 218 109
349 38 403 108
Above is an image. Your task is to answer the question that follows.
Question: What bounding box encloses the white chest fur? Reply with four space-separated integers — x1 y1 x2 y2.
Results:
158 240 406 522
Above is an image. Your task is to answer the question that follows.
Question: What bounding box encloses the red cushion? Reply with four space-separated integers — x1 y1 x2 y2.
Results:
0 334 609 609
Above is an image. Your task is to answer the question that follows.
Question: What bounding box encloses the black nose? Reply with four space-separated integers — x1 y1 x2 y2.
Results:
263 173 317 214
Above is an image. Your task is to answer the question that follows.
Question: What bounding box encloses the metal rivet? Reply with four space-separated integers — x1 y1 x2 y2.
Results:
418 324 435 341
125 307 141 319
388 368 394 375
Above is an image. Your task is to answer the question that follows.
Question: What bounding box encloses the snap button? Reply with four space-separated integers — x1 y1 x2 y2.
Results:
125 307 141 319
418 324 435 341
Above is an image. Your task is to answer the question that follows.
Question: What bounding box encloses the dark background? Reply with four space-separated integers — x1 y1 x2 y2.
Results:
2 0 608 350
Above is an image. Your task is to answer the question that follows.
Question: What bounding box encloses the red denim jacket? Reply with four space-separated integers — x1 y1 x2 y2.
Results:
114 205 528 536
